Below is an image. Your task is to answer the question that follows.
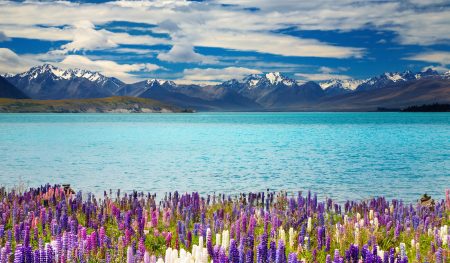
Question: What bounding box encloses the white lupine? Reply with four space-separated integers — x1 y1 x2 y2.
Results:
354 223 360 245
343 215 348 225
440 225 448 244
428 228 433 236
199 236 204 252
390 205 394 214
335 224 340 243
369 210 374 220
279 227 286 244
171 249 178 263
376 246 382 258
201 248 208 263
215 233 221 246
288 227 296 248
411 239 415 250
373 217 379 231
307 217 312 232
303 236 309 250
165 248 172 263
359 219 365 227
180 249 186 261
357 213 361 221
157 258 164 263
221 230 230 250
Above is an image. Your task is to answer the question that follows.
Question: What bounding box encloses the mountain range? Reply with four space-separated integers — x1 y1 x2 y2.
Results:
2 64 450 111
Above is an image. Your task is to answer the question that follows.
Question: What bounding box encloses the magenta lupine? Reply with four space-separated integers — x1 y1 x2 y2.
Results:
127 246 134 263
144 251 150 263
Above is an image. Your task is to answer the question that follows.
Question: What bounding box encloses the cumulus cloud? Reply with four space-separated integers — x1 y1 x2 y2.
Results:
421 65 449 73
59 55 160 83
406 51 450 66
157 43 218 64
61 20 117 53
0 48 37 74
0 48 160 83
179 66 262 84
0 0 364 59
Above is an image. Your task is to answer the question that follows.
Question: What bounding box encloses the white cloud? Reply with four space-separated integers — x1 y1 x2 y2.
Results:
0 0 449 78
406 51 450 66
179 66 261 84
295 73 352 81
157 43 218 64
0 48 159 83
0 48 37 74
0 0 364 59
421 65 449 73
191 30 363 58
59 55 159 83
61 20 117 53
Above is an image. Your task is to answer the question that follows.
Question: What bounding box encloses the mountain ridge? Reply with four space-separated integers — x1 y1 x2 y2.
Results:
3 64 450 111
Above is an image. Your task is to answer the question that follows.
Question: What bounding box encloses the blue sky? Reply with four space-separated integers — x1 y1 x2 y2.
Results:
0 0 449 84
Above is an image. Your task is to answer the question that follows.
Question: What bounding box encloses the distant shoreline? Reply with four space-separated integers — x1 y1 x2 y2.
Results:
1 97 449 113
0 96 195 113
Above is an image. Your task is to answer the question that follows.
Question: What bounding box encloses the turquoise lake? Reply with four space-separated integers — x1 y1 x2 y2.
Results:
0 112 449 202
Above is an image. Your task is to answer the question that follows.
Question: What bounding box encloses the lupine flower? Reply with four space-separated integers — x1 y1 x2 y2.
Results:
0 185 447 263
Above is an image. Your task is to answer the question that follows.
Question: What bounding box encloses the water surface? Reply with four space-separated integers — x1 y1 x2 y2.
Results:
0 112 449 202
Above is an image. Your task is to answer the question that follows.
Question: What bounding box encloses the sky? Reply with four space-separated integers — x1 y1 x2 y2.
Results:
0 0 449 84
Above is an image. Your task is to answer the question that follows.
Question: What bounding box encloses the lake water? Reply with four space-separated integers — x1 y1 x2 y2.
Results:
0 113 449 202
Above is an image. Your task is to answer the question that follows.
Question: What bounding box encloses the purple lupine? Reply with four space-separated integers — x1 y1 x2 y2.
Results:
288 253 297 263
435 247 443 263
275 240 286 263
229 239 240 263
325 235 330 252
246 248 254 263
13 245 23 263
333 249 340 263
268 240 276 263
220 246 228 263
47 244 53 263
34 249 40 263
239 237 245 263
207 228 214 257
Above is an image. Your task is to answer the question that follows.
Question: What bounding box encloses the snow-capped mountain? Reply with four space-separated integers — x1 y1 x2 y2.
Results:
356 69 440 92
116 78 177 97
319 79 366 95
2 65 449 111
4 64 124 99
241 72 296 88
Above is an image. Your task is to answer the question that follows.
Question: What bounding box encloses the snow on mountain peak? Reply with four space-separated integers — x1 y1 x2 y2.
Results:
384 72 404 82
319 79 364 90
265 72 281 84
146 79 176 86
17 64 112 83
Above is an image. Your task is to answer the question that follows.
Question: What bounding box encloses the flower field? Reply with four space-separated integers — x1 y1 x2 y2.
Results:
0 185 448 263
